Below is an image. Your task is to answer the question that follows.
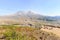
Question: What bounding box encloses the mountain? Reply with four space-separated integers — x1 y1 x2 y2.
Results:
0 11 60 27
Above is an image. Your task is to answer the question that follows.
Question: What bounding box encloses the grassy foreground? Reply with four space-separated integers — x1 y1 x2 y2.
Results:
0 25 60 40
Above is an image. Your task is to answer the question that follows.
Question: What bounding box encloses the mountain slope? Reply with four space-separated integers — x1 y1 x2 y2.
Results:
0 11 60 27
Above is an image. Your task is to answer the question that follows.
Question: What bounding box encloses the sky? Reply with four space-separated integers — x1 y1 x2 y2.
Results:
0 0 60 16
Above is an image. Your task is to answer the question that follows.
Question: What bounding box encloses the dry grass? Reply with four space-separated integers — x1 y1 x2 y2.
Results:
0 25 59 40
41 27 60 37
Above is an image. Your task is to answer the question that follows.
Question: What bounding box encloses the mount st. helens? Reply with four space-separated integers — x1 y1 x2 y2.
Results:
0 11 60 28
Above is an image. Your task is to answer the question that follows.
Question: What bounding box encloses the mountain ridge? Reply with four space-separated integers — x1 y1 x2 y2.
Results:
0 11 60 26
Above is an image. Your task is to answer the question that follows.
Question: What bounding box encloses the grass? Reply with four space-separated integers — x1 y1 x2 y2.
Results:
0 25 59 40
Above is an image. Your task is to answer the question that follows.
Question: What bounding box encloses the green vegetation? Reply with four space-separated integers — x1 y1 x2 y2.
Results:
0 25 59 40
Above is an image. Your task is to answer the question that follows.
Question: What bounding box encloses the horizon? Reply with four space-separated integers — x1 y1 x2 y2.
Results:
0 0 60 16
0 10 59 17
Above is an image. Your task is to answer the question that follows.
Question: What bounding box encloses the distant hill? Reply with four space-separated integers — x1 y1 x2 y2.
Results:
0 11 60 27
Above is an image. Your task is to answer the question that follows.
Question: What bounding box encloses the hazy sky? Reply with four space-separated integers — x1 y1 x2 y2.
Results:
0 0 60 16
